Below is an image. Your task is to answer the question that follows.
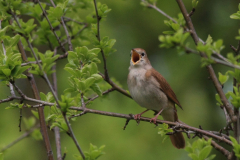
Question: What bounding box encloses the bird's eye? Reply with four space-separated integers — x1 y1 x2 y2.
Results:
141 53 145 56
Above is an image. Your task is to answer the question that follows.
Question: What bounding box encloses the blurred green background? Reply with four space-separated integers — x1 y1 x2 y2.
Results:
0 0 240 159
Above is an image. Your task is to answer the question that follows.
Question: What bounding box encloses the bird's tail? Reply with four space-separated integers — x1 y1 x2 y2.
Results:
162 107 185 149
169 132 185 149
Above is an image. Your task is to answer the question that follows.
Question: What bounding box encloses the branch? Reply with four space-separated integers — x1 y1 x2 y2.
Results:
52 48 62 160
203 135 231 158
12 9 85 160
0 20 15 97
69 107 233 145
47 0 73 51
175 0 237 123
10 14 54 160
141 1 177 23
99 73 132 98
93 0 109 81
63 17 87 25
85 88 115 105
37 0 66 53
0 124 40 152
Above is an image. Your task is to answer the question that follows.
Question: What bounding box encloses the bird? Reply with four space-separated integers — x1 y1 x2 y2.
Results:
127 48 185 149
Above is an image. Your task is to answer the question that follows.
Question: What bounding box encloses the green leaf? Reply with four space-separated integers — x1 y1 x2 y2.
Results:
199 146 212 160
31 110 39 119
206 35 212 44
90 83 102 96
91 74 103 83
218 72 229 85
2 68 11 77
192 0 199 8
230 13 240 20
0 26 9 39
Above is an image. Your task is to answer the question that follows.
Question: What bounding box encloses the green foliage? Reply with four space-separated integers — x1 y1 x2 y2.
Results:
218 72 229 85
64 46 103 95
97 36 116 56
185 138 215 160
228 68 240 83
230 136 240 158
159 28 190 55
0 32 29 82
226 86 240 109
29 50 59 76
11 19 36 38
192 0 199 8
197 35 224 67
47 0 69 21
97 3 111 18
230 4 240 20
59 93 74 113
74 144 105 160
5 102 23 109
158 123 173 142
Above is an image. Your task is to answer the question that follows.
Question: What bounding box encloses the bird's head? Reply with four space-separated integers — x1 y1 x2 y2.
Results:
130 48 151 68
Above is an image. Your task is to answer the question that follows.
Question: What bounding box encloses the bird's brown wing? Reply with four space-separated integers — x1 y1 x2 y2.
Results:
149 68 183 110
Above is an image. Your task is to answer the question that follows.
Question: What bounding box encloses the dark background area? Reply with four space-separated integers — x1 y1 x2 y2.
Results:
0 0 239 159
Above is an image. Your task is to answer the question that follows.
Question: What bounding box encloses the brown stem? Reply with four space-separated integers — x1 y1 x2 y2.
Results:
85 88 115 105
69 106 233 145
10 16 54 160
99 73 131 98
175 0 237 123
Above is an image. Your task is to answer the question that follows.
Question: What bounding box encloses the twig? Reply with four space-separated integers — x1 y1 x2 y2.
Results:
0 124 40 152
54 127 62 160
37 0 66 53
93 0 109 81
51 48 62 160
46 0 73 51
141 0 177 23
0 96 15 104
63 114 85 159
10 14 54 160
62 152 66 160
19 108 23 132
69 106 233 145
99 73 131 98
0 20 15 97
175 0 237 123
63 17 86 25
85 88 115 105
12 9 85 160
123 114 134 130
203 135 231 158
188 8 195 17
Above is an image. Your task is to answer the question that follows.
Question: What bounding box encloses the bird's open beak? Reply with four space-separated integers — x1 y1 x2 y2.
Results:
131 49 141 65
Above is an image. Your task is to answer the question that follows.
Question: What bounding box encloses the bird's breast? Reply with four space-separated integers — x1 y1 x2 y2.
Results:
128 68 168 111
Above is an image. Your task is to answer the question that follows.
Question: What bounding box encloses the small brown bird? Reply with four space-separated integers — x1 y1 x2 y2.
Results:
127 48 185 149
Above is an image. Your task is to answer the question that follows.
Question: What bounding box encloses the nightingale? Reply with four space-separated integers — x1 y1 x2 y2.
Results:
127 48 185 149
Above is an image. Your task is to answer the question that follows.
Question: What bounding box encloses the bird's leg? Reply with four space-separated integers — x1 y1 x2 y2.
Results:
134 109 149 120
150 108 164 124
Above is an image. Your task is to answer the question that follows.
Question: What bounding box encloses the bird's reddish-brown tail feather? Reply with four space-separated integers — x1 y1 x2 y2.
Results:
169 132 185 149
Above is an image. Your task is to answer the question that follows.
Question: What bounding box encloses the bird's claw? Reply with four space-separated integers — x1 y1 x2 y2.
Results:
150 118 157 124
134 114 142 120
